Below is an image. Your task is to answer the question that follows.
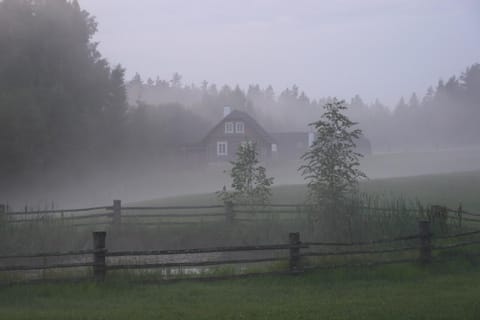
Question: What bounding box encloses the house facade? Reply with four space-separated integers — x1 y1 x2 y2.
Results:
201 108 277 162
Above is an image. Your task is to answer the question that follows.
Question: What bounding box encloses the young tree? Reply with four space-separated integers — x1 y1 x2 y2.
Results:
219 142 274 205
299 98 366 211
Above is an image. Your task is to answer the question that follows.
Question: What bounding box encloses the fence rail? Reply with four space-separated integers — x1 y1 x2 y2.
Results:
304 234 422 246
2 219 480 283
0 249 96 260
4 206 111 216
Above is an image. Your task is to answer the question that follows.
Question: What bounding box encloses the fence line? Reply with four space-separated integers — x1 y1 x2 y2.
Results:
434 230 480 240
1 219 480 282
0 249 95 260
433 239 480 250
234 209 300 214
122 213 224 218
301 245 420 258
5 206 111 216
122 205 224 210
0 262 94 272
304 234 421 247
59 213 113 220
121 221 202 226
2 201 480 228
107 243 306 257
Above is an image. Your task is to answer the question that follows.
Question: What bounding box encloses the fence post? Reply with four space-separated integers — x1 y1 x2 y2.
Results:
112 200 121 225
0 204 5 223
93 231 107 282
289 232 302 274
224 201 234 224
418 220 432 264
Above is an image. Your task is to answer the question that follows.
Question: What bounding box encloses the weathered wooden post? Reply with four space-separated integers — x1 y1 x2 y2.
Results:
224 201 234 224
0 204 5 223
418 220 432 264
93 231 107 282
112 200 121 225
289 232 302 274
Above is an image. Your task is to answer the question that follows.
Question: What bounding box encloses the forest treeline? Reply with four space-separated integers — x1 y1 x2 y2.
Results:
1 0 479 183
128 63 480 153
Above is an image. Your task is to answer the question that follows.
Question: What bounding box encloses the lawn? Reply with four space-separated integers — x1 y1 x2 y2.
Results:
1 261 479 319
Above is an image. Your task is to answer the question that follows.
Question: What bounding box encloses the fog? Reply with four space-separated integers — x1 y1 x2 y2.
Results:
80 0 480 107
1 0 480 210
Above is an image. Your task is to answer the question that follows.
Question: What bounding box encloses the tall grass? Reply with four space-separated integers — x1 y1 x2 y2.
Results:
0 194 465 256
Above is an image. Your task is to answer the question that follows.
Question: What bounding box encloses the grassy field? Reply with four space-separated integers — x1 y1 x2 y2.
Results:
134 170 480 213
1 170 480 319
1 260 479 320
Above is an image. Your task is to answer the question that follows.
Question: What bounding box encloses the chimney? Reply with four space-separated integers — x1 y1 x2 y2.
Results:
224 106 232 118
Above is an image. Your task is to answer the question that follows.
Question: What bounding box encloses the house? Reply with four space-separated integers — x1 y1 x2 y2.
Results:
185 107 371 165
200 107 277 162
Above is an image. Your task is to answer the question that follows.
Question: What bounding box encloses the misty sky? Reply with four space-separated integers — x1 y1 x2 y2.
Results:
80 0 480 107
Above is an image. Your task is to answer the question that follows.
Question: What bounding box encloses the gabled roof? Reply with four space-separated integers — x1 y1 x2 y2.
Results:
201 110 276 144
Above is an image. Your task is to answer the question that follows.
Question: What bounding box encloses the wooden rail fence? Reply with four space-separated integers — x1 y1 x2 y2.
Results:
0 201 478 228
2 220 480 283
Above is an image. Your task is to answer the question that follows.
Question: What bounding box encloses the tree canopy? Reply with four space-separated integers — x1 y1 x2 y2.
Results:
0 0 127 178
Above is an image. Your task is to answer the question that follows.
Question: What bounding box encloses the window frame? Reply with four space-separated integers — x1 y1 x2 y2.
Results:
217 141 228 156
225 122 234 134
235 121 245 134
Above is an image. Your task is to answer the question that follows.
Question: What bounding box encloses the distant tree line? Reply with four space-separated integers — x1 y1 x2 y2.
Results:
128 63 480 153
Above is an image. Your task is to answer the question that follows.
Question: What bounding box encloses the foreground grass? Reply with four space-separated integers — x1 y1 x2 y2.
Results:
1 261 480 320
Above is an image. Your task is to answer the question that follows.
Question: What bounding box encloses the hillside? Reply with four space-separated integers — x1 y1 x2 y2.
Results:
133 170 480 212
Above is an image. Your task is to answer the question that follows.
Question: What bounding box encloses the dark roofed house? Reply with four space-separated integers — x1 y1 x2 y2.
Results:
200 107 277 162
184 107 371 165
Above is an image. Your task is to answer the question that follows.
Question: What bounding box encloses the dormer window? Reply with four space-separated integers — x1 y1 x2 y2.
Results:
225 122 234 134
235 121 245 133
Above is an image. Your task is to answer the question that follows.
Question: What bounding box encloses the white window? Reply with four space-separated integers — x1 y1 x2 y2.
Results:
217 141 228 156
225 122 234 134
271 143 278 152
235 121 245 133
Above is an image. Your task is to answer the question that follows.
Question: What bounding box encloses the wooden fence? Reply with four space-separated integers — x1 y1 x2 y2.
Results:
2 220 480 283
0 201 478 228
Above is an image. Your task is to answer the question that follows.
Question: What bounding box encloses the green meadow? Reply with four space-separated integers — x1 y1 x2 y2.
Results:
1 260 480 320
135 170 480 213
